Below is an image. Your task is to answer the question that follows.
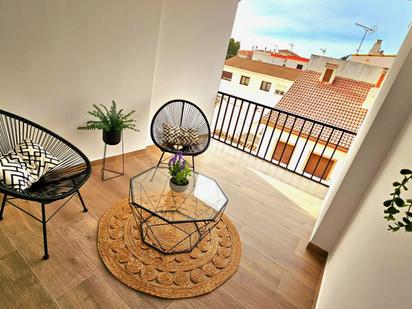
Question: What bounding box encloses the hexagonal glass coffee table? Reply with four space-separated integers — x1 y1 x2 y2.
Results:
129 167 228 254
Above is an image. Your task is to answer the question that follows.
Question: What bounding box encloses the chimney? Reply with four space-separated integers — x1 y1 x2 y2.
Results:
369 39 382 55
375 68 388 88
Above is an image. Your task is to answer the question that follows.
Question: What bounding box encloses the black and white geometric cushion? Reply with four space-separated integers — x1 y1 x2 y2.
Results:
14 139 60 179
179 127 199 146
0 152 37 191
162 123 199 147
162 123 179 145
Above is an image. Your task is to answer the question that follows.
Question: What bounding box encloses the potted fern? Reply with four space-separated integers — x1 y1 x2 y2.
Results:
78 100 139 145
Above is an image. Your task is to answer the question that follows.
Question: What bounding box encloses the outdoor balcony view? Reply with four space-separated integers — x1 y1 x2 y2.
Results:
214 0 408 190
0 1 411 309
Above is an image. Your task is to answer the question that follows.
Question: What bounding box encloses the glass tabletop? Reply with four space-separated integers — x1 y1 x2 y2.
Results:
129 167 228 223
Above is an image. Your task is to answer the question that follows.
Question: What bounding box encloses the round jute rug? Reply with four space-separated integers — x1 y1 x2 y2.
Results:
97 199 241 299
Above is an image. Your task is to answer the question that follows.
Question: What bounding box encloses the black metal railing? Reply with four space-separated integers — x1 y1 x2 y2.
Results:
211 92 358 186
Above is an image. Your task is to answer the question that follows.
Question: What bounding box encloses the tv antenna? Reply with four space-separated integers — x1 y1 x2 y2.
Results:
355 22 376 54
289 42 294 50
320 48 327 56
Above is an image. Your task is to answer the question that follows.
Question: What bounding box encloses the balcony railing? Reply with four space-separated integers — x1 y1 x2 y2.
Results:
211 91 358 186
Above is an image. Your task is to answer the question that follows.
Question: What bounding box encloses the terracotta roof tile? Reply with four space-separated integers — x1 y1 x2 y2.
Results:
270 53 310 63
278 49 300 57
224 56 302 81
238 50 253 59
262 70 375 149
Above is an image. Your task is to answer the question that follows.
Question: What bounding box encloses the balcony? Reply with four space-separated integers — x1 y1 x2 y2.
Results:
212 91 358 187
0 140 327 308
2 0 409 307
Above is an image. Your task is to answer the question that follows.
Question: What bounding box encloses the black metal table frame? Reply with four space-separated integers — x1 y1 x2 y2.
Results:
128 174 228 254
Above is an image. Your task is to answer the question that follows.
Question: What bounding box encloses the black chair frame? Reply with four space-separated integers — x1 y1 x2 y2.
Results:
150 100 211 171
0 110 91 260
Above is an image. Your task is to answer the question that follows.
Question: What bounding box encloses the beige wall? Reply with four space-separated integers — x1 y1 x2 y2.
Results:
0 0 163 160
310 29 412 252
0 0 238 160
316 115 412 309
308 54 383 84
149 0 238 124
313 29 412 309
350 54 395 69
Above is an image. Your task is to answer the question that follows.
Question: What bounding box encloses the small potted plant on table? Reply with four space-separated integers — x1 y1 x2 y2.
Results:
78 100 139 145
168 152 192 193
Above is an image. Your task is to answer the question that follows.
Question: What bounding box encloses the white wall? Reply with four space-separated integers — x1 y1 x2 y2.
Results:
310 29 412 251
0 0 162 160
149 0 239 124
0 0 238 160
312 29 412 309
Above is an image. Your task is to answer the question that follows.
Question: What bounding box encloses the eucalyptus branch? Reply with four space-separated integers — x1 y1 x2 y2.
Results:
383 169 412 232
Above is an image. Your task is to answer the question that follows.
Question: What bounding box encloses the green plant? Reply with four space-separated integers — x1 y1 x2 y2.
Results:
168 152 191 186
78 100 139 132
226 38 240 59
383 168 412 232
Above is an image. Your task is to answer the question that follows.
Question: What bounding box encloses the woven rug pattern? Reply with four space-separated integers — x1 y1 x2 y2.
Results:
97 199 241 298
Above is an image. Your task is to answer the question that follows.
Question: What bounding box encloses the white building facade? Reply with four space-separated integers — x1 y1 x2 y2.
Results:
219 56 301 107
350 39 396 69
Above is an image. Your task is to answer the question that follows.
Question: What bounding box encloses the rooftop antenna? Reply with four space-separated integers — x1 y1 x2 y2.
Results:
355 22 376 54
320 48 327 56
289 42 294 50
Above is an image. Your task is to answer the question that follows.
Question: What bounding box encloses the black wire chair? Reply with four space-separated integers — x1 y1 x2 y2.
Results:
0 110 91 260
150 100 211 170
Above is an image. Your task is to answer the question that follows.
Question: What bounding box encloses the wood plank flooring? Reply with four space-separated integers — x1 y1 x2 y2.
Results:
0 141 327 308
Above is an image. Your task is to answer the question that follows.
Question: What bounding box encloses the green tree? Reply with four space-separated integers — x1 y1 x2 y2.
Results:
226 38 240 59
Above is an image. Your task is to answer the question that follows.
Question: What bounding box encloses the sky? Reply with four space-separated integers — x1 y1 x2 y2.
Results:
231 0 412 58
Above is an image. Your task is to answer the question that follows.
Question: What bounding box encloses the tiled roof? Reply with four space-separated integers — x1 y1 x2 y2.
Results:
224 56 302 81
262 70 375 149
278 49 300 57
270 53 310 63
238 50 253 59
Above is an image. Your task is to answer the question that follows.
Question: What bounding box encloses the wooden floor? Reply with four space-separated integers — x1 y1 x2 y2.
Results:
0 141 327 309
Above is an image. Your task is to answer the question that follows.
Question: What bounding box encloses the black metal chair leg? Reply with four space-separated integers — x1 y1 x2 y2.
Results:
41 203 49 260
0 194 7 220
156 152 165 167
77 190 88 212
192 156 195 171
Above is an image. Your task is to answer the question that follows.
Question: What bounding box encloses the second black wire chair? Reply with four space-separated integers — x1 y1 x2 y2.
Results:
150 100 211 170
